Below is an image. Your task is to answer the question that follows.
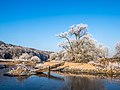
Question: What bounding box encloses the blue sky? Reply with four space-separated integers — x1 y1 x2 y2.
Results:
0 0 120 55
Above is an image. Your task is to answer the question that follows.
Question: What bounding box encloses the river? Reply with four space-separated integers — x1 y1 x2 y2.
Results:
0 68 120 90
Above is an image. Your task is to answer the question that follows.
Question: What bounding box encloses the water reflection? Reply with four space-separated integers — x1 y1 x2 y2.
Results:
61 75 105 90
14 73 64 82
37 73 64 81
15 76 30 82
1 68 120 90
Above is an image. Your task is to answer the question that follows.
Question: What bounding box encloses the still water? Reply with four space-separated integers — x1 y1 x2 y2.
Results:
0 68 120 90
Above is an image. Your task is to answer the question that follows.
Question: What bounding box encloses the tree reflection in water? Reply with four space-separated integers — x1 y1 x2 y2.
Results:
15 73 64 82
61 76 105 90
15 76 30 82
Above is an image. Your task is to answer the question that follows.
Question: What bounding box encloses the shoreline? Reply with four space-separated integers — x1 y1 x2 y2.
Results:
1 59 120 75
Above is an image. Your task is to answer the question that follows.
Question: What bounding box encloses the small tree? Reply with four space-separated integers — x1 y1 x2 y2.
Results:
114 42 120 58
30 56 41 63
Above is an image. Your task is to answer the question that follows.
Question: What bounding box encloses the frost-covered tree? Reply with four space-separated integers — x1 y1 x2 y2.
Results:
49 53 58 60
56 23 88 62
19 53 41 63
53 23 108 62
19 53 32 60
114 42 120 58
30 56 41 63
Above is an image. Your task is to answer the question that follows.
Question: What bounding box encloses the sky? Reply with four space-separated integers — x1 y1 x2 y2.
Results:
0 0 120 55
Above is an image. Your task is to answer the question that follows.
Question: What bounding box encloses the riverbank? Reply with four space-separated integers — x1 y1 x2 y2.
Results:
0 59 36 66
1 59 120 75
49 61 120 75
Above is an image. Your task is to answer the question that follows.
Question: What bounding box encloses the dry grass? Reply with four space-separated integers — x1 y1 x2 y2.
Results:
0 61 20 66
43 62 60 67
43 61 102 74
0 61 36 66
43 61 96 71
63 62 96 70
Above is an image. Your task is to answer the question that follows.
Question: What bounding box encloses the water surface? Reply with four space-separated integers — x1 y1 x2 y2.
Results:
0 68 120 90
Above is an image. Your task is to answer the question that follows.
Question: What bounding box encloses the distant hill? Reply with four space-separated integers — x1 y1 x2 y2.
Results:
0 41 51 61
